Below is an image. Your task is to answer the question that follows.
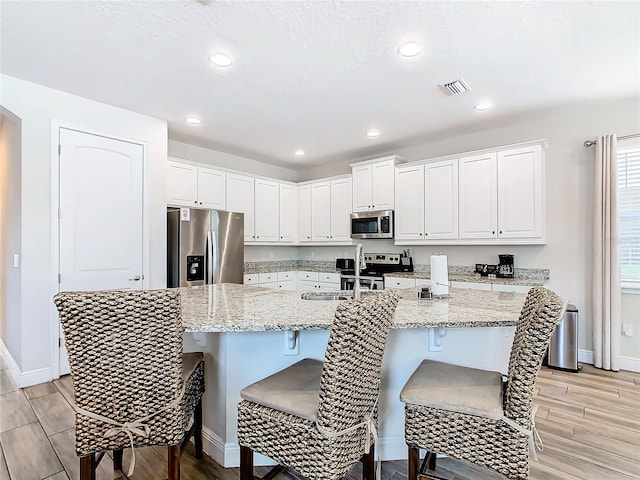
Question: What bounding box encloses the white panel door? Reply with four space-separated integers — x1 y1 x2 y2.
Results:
352 165 373 212
459 152 498 239
394 165 425 240
58 128 144 374
425 159 459 240
371 159 395 210
279 184 297 242
311 181 331 241
497 145 544 239
330 178 352 241
197 167 226 210
227 173 255 242
167 160 197 207
298 185 312 242
254 179 279 242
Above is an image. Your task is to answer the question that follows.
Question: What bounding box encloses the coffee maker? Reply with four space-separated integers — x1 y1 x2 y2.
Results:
497 254 514 278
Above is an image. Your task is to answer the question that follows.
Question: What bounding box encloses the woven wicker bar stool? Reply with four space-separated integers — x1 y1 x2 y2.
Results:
54 289 205 480
237 290 400 480
400 287 565 480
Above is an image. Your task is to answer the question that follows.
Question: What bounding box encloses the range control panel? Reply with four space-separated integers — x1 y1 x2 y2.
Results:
364 253 402 265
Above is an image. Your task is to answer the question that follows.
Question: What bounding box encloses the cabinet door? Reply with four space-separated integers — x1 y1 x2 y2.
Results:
279 184 297 242
352 165 373 212
395 165 425 240
330 178 352 241
311 181 331 241
197 167 226 210
385 276 416 289
167 161 198 207
425 159 458 240
459 152 498 239
277 281 297 291
254 179 279 242
298 185 312 242
299 280 318 291
227 173 255 242
372 160 395 210
497 145 544 239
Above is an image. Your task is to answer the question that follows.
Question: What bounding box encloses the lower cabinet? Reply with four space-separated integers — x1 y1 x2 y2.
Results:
298 271 340 291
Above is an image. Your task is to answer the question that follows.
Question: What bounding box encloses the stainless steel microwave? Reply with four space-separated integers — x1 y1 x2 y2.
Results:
350 210 394 239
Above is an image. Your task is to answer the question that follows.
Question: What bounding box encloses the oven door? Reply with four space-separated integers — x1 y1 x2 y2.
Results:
340 275 384 291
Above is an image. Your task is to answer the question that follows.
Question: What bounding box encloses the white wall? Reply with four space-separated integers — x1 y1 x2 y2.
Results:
169 140 298 182
0 75 167 380
297 96 640 360
0 108 23 367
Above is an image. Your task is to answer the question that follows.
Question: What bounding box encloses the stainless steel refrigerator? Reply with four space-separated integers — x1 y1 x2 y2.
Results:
167 207 244 287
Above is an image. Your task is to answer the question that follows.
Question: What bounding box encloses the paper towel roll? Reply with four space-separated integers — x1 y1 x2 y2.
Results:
430 254 449 296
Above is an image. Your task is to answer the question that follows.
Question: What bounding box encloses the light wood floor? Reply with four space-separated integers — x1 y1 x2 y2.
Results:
1 356 638 480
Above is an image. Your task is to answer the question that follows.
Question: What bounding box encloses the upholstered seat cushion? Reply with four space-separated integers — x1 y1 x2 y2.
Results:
240 358 322 422
400 359 504 420
182 352 204 382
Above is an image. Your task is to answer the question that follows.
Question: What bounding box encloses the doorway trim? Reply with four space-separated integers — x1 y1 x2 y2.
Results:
49 120 149 379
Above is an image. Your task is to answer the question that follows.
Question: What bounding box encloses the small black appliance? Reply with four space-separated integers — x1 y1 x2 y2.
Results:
497 254 514 278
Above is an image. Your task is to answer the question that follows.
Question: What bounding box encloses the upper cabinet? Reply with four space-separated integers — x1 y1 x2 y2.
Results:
459 144 544 240
298 177 352 244
279 184 297 242
253 178 279 242
351 156 404 212
167 159 226 209
226 173 255 242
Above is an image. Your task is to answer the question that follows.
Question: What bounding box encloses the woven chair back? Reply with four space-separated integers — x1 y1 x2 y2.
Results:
316 290 399 433
54 289 185 454
504 287 565 426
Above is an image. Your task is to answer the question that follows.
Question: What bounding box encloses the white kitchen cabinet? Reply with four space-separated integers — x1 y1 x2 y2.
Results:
243 274 259 285
395 159 458 241
351 156 404 212
497 145 544 239
277 271 296 282
279 184 298 242
254 179 279 242
395 165 425 241
259 282 278 290
318 272 341 284
298 185 312 242
167 160 226 209
459 144 544 241
311 181 331 241
298 271 319 283
226 173 255 242
277 281 297 291
299 280 318 291
416 278 431 287
330 178 352 241
258 272 278 284
459 152 498 239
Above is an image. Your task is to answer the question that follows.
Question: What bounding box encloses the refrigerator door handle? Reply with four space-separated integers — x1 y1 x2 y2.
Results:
208 230 220 284
207 230 214 284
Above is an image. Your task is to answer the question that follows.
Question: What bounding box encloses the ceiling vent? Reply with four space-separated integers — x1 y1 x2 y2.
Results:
440 78 470 96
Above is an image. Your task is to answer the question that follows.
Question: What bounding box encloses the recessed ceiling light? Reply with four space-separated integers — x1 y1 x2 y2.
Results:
185 116 202 125
474 101 493 111
397 42 422 57
209 53 232 67
295 150 305 157
366 129 380 139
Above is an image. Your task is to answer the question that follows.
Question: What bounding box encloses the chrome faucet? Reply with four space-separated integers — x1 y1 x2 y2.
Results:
354 243 367 299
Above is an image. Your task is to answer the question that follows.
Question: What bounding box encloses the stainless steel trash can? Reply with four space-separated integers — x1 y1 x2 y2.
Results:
548 304 580 372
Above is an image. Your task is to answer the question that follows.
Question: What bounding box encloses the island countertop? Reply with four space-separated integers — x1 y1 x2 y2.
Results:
180 283 527 332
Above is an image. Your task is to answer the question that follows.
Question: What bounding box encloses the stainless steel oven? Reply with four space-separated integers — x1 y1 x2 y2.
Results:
340 275 385 291
350 210 394 239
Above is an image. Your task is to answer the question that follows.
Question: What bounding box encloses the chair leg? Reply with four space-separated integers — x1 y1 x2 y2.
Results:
240 445 254 480
194 398 203 459
362 444 375 480
79 453 96 480
424 450 436 472
113 449 123 472
408 445 420 480
168 444 181 480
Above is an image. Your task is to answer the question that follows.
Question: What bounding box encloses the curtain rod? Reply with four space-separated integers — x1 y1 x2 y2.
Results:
584 133 640 147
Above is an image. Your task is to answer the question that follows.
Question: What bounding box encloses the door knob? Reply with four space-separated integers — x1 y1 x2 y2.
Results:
129 275 141 281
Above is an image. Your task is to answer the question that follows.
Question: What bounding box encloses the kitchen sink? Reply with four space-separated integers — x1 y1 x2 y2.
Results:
301 294 350 301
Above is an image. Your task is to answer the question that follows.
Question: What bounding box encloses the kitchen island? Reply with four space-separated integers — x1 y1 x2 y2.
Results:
180 283 528 467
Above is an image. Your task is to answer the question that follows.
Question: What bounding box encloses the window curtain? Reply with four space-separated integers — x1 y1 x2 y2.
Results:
592 134 621 371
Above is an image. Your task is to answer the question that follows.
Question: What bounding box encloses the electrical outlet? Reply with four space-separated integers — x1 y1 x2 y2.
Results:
622 324 633 337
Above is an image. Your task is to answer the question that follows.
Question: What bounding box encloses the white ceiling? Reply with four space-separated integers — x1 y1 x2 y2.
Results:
1 1 639 169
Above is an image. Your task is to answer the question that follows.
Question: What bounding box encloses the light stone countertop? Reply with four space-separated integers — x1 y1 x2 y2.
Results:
384 272 546 286
180 283 527 333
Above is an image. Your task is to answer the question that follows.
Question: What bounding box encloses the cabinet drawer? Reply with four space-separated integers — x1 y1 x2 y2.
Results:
277 280 297 291
298 271 319 281
416 278 431 287
385 277 416 289
318 272 340 283
243 274 259 285
277 271 296 281
258 272 277 283
318 281 340 291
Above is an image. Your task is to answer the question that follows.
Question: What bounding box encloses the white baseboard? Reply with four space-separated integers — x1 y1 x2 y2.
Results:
578 349 639 372
1 339 53 388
